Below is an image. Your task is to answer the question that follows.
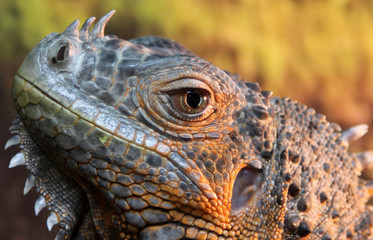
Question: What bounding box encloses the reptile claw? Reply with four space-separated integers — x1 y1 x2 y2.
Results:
34 196 46 216
23 175 35 195
47 212 59 231
9 152 25 168
4 135 21 150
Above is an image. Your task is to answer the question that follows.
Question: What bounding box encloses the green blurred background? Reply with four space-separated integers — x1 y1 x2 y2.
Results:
1 0 373 239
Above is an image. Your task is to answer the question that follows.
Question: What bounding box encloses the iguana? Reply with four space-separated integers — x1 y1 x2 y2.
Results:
5 10 373 239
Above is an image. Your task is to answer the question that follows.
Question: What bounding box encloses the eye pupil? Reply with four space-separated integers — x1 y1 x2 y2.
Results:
56 46 66 61
186 91 201 108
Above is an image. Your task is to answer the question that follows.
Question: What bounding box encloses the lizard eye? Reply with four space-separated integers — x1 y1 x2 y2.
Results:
48 41 73 67
170 89 209 115
154 78 216 123
164 86 215 122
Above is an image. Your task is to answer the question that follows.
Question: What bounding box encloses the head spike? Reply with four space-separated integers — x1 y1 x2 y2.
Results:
90 10 115 39
340 124 368 146
80 17 96 41
63 19 80 38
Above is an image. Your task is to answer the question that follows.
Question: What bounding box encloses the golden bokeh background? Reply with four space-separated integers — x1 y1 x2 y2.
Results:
1 1 373 239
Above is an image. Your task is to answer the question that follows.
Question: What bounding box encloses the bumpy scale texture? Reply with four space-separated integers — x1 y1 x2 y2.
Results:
6 11 373 240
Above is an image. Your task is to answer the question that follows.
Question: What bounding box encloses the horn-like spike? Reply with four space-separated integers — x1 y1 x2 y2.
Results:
55 229 67 240
9 117 20 131
9 152 25 168
34 195 46 216
4 135 21 150
80 17 96 41
24 174 35 195
329 122 342 132
340 124 368 145
47 212 59 231
11 118 20 125
90 10 115 39
9 123 20 132
63 19 80 37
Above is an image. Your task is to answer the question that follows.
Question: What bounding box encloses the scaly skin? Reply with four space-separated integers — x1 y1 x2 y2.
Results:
7 11 373 239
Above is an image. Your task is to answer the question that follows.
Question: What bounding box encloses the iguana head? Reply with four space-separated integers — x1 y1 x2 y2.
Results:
8 11 372 239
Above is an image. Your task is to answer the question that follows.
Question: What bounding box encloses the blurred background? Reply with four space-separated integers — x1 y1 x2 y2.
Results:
1 0 373 239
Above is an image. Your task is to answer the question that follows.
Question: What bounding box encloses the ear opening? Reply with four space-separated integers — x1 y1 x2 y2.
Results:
231 166 264 213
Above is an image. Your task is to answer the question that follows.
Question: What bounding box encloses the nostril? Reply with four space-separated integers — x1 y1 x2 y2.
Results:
231 166 264 212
